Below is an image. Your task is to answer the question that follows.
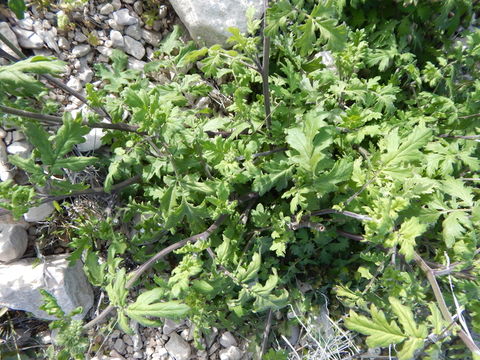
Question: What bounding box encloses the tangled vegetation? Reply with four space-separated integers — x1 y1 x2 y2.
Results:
1 0 480 359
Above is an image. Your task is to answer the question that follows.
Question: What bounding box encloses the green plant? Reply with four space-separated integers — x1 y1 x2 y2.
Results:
1 0 480 359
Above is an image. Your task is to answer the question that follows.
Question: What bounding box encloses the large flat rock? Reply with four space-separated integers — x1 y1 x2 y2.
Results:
169 0 264 47
0 255 93 320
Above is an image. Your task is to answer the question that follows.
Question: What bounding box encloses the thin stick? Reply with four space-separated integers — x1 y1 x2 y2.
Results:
234 147 287 161
260 309 273 356
438 134 480 140
261 0 272 130
39 175 142 204
414 253 480 356
0 104 142 134
83 214 228 330
309 209 373 222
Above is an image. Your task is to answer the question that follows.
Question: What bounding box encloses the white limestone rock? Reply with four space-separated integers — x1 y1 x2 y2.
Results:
99 3 114 15
39 29 60 53
219 346 243 360
124 36 145 59
66 76 82 92
12 26 44 49
17 16 34 31
76 127 105 152
0 255 93 320
219 331 237 348
162 318 184 335
125 24 142 41
0 140 13 182
72 44 91 58
165 333 191 360
23 202 55 222
110 30 125 49
128 58 146 70
7 141 32 158
169 0 264 46
0 23 20 59
141 29 162 47
0 224 28 263
113 9 138 26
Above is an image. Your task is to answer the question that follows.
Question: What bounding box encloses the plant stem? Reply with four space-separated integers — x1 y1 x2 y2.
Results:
260 309 273 357
261 0 272 130
40 175 142 204
310 208 373 221
414 253 480 356
438 133 480 140
0 104 142 134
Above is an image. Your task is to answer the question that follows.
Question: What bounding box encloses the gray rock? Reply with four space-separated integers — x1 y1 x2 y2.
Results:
113 9 138 26
42 19 52 30
0 224 28 263
124 36 145 59
76 127 105 152
39 29 60 53
110 30 124 49
66 76 82 92
133 1 143 15
205 327 218 348
97 46 114 57
169 0 264 46
0 255 93 320
107 19 124 32
17 16 34 31
74 31 88 43
57 36 70 50
7 141 32 158
78 65 94 83
128 58 146 70
219 346 243 360
23 202 54 222
0 141 13 182
165 333 191 360
111 0 122 10
142 29 162 47
99 3 114 15
126 24 142 41
72 44 91 57
162 318 184 335
158 5 168 19
219 332 237 348
113 338 126 354
12 26 44 49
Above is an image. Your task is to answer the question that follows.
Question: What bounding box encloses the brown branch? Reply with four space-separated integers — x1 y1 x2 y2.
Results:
438 134 480 140
261 0 271 130
83 214 228 330
0 104 142 134
39 175 142 204
234 147 287 161
414 253 480 356
260 309 273 357
310 209 373 222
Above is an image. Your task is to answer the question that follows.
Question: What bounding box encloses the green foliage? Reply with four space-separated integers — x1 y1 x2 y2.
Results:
2 0 480 358
0 56 65 98
7 0 26 19
40 290 88 360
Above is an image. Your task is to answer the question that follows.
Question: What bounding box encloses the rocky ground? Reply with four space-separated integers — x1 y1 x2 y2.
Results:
0 0 256 359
